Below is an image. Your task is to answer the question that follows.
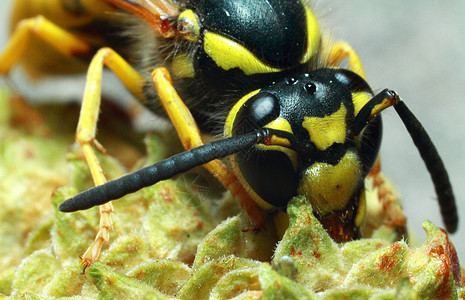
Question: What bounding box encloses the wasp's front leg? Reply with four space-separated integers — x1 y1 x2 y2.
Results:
75 47 147 266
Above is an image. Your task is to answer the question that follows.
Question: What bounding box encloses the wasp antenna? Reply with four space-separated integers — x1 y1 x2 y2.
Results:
351 89 397 136
58 129 272 212
103 0 179 37
393 94 458 233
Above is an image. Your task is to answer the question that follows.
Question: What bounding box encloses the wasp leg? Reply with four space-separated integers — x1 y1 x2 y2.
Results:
0 15 90 75
151 67 266 228
326 41 366 79
76 47 146 266
361 158 408 240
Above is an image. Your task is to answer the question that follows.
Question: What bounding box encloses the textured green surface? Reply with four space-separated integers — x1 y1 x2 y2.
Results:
0 90 463 299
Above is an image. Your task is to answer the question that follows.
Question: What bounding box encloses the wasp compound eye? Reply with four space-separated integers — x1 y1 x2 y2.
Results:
232 92 280 136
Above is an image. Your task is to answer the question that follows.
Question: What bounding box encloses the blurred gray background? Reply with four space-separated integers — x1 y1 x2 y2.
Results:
1 1 464 262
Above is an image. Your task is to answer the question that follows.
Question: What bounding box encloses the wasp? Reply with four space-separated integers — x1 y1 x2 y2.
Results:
1 0 458 265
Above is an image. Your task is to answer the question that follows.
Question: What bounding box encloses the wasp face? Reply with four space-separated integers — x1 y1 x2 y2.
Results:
226 69 381 217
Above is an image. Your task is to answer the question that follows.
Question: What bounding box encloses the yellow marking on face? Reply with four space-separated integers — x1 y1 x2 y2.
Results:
203 32 282 75
264 117 293 147
178 9 200 42
300 6 321 64
224 89 260 137
262 117 298 170
297 151 362 216
268 135 291 148
172 52 195 78
302 104 347 151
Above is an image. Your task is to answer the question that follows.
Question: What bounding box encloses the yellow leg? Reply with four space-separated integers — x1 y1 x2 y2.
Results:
326 41 367 80
76 47 146 265
0 15 90 75
151 67 265 228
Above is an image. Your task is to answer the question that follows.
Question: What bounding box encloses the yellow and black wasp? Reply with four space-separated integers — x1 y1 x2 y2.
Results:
0 0 458 265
